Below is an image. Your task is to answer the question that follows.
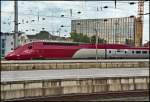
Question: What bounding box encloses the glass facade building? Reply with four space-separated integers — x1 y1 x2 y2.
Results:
71 17 136 45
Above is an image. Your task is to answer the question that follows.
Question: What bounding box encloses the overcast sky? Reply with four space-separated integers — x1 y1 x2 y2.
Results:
1 1 149 43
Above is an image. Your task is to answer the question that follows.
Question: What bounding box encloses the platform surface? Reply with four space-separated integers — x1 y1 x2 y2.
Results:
1 68 149 82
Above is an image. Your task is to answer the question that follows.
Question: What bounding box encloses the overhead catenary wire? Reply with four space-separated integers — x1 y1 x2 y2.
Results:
1 1 149 35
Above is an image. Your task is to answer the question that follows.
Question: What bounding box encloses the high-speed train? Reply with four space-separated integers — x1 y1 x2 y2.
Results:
5 41 149 60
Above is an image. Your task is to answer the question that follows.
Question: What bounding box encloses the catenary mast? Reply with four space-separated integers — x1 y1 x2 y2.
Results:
14 0 18 48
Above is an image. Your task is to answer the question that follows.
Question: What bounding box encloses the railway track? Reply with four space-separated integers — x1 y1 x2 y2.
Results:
2 90 149 101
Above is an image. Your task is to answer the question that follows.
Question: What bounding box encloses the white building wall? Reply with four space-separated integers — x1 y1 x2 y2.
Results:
1 35 6 57
5 34 14 55
0 33 14 58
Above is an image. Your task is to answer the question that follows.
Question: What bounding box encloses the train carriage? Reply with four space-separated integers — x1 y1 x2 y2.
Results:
5 41 149 60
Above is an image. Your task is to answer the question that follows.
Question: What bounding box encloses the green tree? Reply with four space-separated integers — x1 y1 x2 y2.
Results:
91 35 106 43
36 31 50 39
70 32 106 43
70 32 90 43
125 39 134 46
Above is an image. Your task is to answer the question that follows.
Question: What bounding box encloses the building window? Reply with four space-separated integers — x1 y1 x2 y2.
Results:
11 42 13 45
109 50 111 53
11 48 13 50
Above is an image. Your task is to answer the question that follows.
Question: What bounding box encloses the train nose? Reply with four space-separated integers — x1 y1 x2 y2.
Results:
5 52 16 60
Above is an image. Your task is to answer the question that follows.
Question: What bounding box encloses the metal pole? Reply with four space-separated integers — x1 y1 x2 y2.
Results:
59 28 61 40
14 0 18 48
38 8 39 21
95 29 98 61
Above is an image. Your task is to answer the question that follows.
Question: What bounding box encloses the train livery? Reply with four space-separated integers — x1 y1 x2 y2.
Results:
5 41 149 60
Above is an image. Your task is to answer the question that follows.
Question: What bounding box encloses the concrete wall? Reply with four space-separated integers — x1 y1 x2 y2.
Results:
1 77 149 100
1 61 149 71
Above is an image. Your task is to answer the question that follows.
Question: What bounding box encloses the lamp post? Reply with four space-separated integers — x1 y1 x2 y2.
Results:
60 25 71 40
94 28 98 61
14 0 18 49
75 18 108 61
94 19 108 60
76 21 99 60
57 28 61 40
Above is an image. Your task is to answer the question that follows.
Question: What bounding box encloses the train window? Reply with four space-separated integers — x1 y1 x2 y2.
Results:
132 51 134 54
43 42 79 46
136 51 141 54
28 46 32 49
117 50 120 52
142 51 147 54
109 51 111 53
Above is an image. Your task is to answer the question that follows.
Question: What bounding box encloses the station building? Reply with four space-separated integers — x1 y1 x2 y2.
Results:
71 16 141 46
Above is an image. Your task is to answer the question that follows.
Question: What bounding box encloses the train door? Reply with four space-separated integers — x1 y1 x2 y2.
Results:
106 49 115 59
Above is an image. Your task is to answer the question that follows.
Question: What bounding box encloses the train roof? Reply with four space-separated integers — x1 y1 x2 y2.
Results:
28 40 79 44
28 40 129 45
27 41 125 46
24 40 149 49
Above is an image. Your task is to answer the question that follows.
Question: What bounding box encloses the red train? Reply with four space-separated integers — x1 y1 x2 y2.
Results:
5 41 149 60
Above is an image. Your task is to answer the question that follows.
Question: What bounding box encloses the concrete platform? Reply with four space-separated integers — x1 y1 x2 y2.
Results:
1 68 149 100
1 68 149 82
1 59 149 71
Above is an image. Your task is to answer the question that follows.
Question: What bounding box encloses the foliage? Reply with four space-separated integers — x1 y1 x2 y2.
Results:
91 35 106 43
70 32 90 43
125 39 134 46
36 31 50 39
70 32 106 43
